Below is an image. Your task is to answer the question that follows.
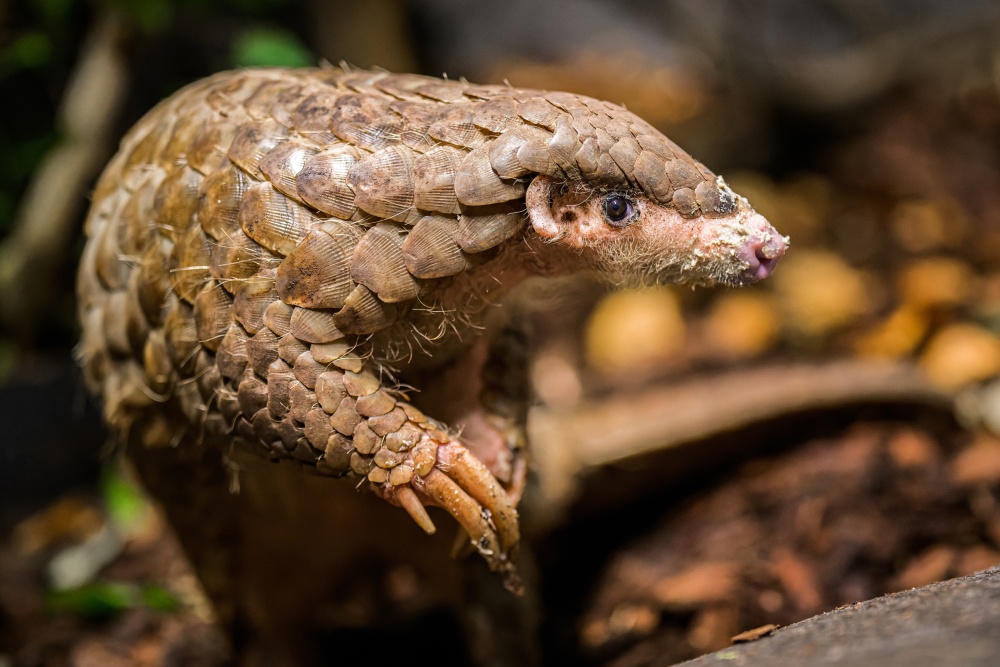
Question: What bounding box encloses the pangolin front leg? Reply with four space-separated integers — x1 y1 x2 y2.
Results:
289 354 521 579
359 403 521 574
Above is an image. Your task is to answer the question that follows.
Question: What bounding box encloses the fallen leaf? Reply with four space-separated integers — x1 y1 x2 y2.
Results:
585 287 685 375
652 562 740 610
892 545 955 590
731 623 780 643
920 324 1000 390
949 433 1000 486
773 250 871 338
704 292 780 358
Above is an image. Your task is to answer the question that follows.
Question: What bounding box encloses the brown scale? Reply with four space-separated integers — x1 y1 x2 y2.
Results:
277 333 308 365
456 204 527 254
238 182 318 255
261 299 293 336
208 227 280 284
231 272 276 334
289 305 344 343
192 282 233 352
428 105 486 149
350 222 421 303
216 324 249 382
455 144 526 206
292 350 325 388
169 225 212 303
287 380 315 422
295 146 362 218
401 214 470 279
275 223 358 309
78 66 778 588
346 145 418 220
153 166 203 240
333 284 397 335
257 141 318 201
412 144 464 213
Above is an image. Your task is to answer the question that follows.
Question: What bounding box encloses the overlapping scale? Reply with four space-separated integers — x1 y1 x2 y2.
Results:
401 215 469 279
346 145 415 220
192 281 233 352
238 182 319 256
454 144 525 207
350 222 420 303
455 205 527 254
198 166 251 241
276 223 358 309
258 141 318 201
228 119 291 176
295 146 360 219
412 145 463 214
332 284 397 335
79 66 727 484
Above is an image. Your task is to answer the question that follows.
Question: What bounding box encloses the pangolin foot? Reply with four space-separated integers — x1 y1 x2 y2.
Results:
371 430 522 591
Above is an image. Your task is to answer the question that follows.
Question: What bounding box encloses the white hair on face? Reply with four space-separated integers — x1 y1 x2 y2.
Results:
581 223 746 288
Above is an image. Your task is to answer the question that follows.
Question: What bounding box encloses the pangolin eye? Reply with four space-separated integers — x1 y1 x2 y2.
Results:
602 193 635 227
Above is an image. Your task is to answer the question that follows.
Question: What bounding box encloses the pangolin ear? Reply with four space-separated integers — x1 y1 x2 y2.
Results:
525 175 559 239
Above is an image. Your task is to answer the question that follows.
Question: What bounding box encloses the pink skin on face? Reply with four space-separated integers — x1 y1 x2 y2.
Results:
526 176 787 287
735 212 785 282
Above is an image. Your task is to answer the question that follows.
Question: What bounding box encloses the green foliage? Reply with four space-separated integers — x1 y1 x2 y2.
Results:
28 0 78 23
110 0 174 32
100 462 149 532
46 582 179 620
141 584 181 612
0 32 54 73
232 26 313 68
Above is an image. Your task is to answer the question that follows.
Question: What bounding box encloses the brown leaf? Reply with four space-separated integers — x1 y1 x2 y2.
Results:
652 562 739 610
732 623 780 644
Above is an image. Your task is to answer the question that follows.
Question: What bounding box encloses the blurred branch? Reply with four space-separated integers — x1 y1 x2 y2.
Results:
0 11 130 342
527 360 952 529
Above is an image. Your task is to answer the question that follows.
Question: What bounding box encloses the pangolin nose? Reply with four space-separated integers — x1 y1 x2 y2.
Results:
740 234 787 282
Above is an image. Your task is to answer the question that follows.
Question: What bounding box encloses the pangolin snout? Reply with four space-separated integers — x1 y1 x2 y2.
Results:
738 228 787 283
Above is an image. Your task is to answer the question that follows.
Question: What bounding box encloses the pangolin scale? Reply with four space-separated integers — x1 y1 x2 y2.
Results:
77 67 786 585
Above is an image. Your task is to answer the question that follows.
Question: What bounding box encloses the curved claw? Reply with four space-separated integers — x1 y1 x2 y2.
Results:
395 484 436 535
436 442 520 556
414 468 502 561
373 433 522 588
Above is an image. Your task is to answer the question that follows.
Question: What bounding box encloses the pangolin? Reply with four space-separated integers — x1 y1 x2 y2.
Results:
76 67 786 589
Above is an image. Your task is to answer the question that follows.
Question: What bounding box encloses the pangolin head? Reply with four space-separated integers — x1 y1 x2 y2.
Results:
518 99 787 288
526 174 787 288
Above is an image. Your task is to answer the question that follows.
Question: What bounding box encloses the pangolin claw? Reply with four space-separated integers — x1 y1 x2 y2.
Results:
436 442 520 555
395 484 437 535
376 434 521 584
416 468 502 560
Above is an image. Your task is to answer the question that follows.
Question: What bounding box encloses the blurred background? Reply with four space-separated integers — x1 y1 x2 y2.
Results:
3 0 1000 665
